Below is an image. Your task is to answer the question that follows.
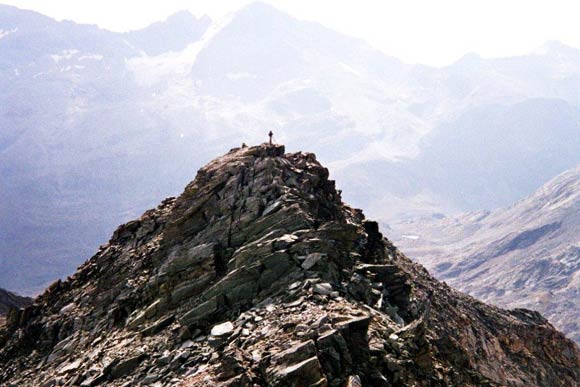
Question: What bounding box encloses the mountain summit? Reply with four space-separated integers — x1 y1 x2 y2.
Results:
1 144 579 386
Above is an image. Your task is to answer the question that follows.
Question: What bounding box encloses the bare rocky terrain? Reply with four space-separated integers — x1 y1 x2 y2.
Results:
1 144 578 386
393 165 580 344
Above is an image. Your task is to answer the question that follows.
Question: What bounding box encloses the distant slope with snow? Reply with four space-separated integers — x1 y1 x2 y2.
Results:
393 165 580 343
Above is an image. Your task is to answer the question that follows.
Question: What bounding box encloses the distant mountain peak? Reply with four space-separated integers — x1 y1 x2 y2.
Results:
238 1 286 14
125 9 212 56
165 9 200 22
526 164 580 211
451 52 483 67
140 9 212 32
230 0 296 26
533 40 580 57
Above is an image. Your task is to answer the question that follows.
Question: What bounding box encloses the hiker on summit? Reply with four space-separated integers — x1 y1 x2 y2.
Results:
268 131 273 145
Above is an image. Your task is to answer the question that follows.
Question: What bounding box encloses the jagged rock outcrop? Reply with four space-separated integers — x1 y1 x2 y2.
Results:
0 144 578 386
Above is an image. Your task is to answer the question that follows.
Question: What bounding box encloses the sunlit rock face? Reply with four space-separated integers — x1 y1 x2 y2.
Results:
1 144 578 386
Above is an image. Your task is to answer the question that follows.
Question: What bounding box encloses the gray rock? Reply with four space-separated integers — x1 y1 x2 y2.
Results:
266 356 328 386
171 273 214 302
141 373 160 384
140 315 175 336
161 243 216 275
58 359 81 374
180 297 220 328
210 321 234 337
110 355 146 379
302 253 325 270
313 283 333 296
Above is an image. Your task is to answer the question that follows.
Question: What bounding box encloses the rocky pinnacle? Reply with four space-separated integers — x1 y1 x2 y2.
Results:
0 143 578 386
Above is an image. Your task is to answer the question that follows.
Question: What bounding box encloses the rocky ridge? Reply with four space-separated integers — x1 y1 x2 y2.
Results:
0 144 578 386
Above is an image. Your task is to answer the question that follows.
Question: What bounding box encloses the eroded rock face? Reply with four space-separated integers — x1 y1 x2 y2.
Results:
0 144 578 386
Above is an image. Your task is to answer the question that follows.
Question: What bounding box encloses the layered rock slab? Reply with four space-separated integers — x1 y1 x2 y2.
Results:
0 144 578 386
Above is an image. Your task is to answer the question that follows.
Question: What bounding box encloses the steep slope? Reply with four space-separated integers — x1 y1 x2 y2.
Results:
393 165 580 343
1 144 578 387
3 2 580 294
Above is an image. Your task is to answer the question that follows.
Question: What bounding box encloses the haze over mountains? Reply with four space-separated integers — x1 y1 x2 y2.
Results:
1 2 580 293
394 165 580 343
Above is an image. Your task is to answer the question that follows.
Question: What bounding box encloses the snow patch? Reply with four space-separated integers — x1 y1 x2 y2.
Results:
78 54 104 61
340 62 362 77
0 28 17 40
126 13 235 86
401 235 420 240
226 72 256 81
51 49 79 63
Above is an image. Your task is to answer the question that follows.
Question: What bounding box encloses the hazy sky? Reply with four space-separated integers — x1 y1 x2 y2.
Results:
3 0 580 66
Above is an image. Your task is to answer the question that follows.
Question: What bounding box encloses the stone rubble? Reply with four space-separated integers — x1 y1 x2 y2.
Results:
0 143 579 386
